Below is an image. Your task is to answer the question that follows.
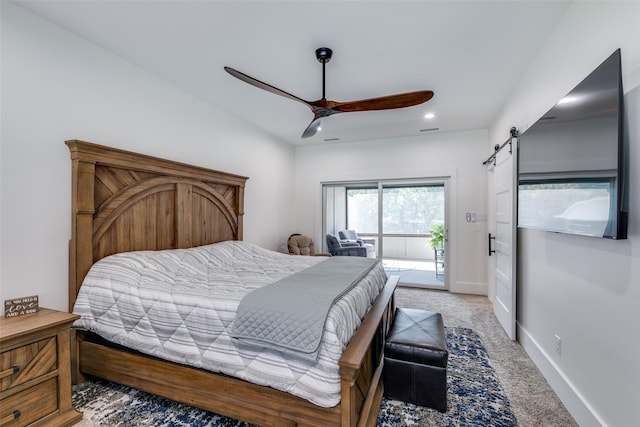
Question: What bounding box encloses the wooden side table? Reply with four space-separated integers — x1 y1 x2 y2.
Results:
0 308 83 427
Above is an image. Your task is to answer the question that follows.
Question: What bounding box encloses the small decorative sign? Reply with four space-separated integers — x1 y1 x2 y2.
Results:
4 295 39 318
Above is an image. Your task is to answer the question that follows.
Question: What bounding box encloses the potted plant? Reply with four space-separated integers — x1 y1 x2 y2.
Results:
429 223 445 278
429 223 445 250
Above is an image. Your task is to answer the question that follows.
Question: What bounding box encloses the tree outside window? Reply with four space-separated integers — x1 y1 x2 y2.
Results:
347 185 444 235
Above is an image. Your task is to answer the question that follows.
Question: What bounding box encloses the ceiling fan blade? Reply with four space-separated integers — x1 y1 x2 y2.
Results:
301 118 322 139
331 90 434 113
226 48 435 139
224 66 312 107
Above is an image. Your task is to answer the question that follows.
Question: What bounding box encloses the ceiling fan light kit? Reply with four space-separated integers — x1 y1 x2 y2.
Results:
225 47 433 139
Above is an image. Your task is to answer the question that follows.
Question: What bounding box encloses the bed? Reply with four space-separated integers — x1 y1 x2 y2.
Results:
66 140 398 427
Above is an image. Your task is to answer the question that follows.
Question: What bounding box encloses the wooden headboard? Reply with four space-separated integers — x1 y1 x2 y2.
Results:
66 140 248 311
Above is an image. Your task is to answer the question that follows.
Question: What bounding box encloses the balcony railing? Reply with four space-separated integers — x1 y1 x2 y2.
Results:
357 233 437 261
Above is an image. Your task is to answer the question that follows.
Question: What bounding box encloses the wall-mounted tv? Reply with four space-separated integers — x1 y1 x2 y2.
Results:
518 49 627 239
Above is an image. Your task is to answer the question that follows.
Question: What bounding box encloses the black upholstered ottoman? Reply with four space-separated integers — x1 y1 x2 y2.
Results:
383 308 448 412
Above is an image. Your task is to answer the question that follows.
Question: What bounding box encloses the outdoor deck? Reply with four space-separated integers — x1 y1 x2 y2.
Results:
383 258 444 288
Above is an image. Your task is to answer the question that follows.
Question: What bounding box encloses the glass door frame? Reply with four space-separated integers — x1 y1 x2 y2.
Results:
322 177 451 290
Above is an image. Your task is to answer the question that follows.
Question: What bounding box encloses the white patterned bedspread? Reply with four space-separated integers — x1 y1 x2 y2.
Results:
73 240 387 407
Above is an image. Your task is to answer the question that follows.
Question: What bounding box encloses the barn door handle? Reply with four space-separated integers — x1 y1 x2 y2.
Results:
488 233 496 256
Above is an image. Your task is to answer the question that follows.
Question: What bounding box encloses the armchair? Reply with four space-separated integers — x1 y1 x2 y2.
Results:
338 230 376 258
326 234 367 257
287 234 330 256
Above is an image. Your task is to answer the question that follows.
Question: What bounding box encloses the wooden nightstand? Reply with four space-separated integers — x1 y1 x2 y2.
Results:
0 308 83 427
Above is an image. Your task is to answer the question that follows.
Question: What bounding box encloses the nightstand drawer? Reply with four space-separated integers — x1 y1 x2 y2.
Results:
0 377 58 427
0 337 57 392
0 308 82 426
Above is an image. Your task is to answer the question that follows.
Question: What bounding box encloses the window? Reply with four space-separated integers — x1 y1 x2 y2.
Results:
346 185 445 234
324 179 450 289
381 185 444 234
346 188 378 233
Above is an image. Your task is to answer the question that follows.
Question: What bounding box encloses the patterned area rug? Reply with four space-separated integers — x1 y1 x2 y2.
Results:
72 327 517 426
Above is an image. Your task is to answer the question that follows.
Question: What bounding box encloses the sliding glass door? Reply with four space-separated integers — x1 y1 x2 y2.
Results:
323 179 448 289
345 186 379 254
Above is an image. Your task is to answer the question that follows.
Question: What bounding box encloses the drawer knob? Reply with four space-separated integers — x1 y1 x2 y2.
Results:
0 365 20 379
0 410 21 426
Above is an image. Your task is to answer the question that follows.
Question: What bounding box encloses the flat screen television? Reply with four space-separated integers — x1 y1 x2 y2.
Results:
518 49 627 239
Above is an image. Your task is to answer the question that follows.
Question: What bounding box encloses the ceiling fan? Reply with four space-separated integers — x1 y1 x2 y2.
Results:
224 47 434 139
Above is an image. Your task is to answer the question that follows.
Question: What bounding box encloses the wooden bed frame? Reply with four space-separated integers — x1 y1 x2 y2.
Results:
66 140 397 427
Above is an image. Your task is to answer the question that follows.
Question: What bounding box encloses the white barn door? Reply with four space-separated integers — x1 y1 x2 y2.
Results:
491 137 517 340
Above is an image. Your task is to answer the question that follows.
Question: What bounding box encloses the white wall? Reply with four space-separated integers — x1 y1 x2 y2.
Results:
0 3 295 314
294 129 489 294
489 2 640 426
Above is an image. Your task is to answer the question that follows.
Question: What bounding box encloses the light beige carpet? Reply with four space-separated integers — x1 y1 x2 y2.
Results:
394 286 578 427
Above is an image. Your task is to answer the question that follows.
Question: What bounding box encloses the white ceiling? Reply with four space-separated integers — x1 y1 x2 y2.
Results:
15 0 571 146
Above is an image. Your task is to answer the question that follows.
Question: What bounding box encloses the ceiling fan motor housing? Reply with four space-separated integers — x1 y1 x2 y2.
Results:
315 47 333 63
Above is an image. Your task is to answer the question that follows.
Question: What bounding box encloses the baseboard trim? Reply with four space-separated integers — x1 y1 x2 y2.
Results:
517 323 606 427
451 281 487 295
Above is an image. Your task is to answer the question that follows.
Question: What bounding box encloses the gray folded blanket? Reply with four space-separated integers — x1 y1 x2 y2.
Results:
231 256 379 360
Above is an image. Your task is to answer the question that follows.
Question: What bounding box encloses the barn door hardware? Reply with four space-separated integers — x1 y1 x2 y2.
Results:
488 233 496 256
